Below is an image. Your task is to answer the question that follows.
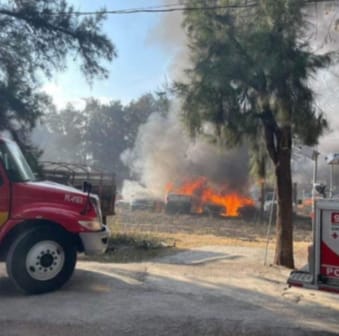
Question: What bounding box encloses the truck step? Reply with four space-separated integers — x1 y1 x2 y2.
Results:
288 271 313 285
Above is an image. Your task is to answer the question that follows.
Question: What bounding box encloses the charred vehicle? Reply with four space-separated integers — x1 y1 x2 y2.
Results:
165 193 192 214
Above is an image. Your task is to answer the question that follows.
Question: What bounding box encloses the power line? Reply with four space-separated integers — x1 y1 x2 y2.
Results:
50 3 258 16
5 0 338 17
44 0 339 16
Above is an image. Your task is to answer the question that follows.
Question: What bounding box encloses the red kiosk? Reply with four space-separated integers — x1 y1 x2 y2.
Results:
288 153 339 292
288 199 339 292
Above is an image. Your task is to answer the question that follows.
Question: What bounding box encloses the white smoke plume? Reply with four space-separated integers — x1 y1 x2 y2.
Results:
121 103 249 200
293 3 339 191
122 1 251 201
122 1 339 200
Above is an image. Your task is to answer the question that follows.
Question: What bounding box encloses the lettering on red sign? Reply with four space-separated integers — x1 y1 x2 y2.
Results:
326 266 339 278
331 213 339 224
64 194 84 205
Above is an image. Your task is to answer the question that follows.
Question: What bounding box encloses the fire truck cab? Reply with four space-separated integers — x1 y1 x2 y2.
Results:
0 136 110 294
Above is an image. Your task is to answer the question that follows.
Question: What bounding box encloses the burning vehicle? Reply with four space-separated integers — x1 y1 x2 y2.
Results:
203 203 227 217
165 193 193 214
130 198 156 211
130 196 164 212
165 177 255 218
112 191 165 213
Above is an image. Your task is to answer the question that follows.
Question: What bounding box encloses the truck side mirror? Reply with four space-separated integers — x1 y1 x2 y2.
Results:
315 183 327 198
83 181 92 194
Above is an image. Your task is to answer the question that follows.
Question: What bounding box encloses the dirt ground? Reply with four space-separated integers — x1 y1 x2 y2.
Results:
1 210 339 336
105 210 312 266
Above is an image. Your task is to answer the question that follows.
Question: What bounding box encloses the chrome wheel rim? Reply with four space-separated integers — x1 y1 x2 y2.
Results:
25 241 65 281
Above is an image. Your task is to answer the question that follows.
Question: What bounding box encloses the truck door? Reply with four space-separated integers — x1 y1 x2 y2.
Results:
0 154 10 228
319 210 339 280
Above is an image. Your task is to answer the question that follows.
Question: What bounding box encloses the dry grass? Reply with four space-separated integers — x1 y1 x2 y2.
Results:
93 209 313 262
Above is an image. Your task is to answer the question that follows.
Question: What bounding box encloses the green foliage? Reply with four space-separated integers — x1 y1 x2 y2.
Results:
177 0 330 148
38 103 89 163
177 0 335 267
0 0 115 154
38 92 171 185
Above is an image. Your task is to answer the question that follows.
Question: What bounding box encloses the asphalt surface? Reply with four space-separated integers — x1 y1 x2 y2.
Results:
0 246 339 336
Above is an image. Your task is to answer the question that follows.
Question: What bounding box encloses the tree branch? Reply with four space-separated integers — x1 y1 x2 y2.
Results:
0 9 77 38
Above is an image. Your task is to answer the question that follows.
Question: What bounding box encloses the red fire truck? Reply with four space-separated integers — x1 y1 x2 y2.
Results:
0 136 110 294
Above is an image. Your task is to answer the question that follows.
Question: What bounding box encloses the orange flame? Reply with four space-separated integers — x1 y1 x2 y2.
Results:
166 177 254 216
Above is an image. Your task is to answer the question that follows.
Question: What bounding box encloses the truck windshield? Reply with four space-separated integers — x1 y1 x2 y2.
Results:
0 141 35 182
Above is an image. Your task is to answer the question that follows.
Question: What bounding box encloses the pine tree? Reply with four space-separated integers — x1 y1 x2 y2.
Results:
177 0 331 268
0 0 115 147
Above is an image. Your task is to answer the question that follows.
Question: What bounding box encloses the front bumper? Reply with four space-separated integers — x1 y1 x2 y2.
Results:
79 225 111 255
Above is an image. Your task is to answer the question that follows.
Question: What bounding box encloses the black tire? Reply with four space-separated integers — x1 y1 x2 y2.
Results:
6 227 77 294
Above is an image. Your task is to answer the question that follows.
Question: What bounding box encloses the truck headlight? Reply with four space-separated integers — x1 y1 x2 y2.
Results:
78 220 102 231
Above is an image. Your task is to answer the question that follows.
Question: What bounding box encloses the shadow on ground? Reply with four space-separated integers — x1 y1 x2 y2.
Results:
0 251 338 336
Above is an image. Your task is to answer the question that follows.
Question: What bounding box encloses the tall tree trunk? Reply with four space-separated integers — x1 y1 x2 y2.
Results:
274 126 294 268
260 179 265 223
262 109 294 268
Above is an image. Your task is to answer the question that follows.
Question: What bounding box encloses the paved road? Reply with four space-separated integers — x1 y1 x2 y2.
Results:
0 246 338 336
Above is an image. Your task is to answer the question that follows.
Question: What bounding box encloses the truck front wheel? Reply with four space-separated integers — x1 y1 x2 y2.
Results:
6 227 77 294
